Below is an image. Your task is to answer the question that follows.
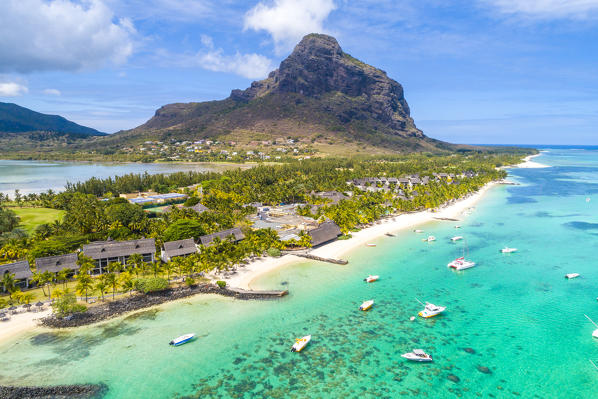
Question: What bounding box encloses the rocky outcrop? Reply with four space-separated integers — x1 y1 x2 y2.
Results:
0 383 107 399
41 284 286 328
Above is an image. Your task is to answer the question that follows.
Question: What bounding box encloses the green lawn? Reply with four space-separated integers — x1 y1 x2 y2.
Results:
10 207 65 233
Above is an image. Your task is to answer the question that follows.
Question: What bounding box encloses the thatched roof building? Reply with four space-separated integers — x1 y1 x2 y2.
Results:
308 221 341 247
199 228 245 246
161 238 198 262
35 253 79 274
0 260 32 280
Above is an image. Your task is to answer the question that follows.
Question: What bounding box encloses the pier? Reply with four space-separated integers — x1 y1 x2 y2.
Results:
228 287 288 298
285 252 348 265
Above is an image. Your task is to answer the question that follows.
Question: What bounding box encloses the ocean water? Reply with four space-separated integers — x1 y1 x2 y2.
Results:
2 148 598 398
0 160 239 197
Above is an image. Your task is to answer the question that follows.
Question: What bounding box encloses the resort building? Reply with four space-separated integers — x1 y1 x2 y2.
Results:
161 238 199 262
35 253 80 277
82 238 156 274
308 221 342 247
199 228 245 246
0 260 32 289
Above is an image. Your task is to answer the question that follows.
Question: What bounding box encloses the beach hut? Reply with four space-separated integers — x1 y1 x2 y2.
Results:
161 238 199 262
82 238 156 274
199 228 245 247
0 260 33 289
307 221 342 247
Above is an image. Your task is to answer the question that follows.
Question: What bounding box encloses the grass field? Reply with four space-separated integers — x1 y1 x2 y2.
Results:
10 207 65 233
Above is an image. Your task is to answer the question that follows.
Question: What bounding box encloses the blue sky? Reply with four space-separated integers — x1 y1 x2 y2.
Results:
0 0 597 144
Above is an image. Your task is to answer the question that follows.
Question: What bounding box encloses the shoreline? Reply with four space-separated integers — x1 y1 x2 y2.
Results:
516 153 549 169
228 181 499 290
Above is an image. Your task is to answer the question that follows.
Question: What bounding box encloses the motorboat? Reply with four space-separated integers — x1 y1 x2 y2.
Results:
451 236 463 242
423 236 436 242
448 257 476 270
385 232 396 237
364 275 379 283
418 301 446 318
501 247 517 253
414 229 424 233
454 225 461 229
291 335 311 352
565 273 580 279
169 333 195 346
360 300 374 311
366 243 376 247
401 349 433 362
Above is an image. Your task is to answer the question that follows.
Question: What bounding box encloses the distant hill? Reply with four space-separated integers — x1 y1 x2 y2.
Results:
0 102 105 137
103 34 453 153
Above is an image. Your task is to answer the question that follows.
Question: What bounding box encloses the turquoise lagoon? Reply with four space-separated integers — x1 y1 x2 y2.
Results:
2 148 598 397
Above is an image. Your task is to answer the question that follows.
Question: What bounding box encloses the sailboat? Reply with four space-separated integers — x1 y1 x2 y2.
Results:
448 239 476 270
584 315 598 339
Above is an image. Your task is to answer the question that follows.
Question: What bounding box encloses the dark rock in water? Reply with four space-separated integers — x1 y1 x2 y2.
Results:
233 357 245 365
463 347 476 354
447 374 460 383
477 365 492 374
280 281 288 286
0 383 107 399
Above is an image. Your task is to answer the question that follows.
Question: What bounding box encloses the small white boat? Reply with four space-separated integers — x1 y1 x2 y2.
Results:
417 300 446 318
401 349 433 362
169 333 195 346
423 236 436 242
366 243 376 247
501 247 517 253
364 275 379 283
291 335 311 352
448 257 476 270
565 273 580 279
450 236 463 242
359 300 374 311
414 229 424 233
454 225 461 229
585 315 598 339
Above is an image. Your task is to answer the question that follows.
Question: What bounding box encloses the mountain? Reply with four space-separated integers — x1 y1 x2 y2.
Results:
107 34 451 153
0 102 105 137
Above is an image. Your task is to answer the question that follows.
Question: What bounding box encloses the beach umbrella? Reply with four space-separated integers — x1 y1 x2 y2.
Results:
8 306 17 311
35 302 44 307
23 303 32 309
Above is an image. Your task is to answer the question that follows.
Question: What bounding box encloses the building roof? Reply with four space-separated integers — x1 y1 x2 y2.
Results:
314 191 347 204
163 238 197 258
0 260 32 280
190 203 209 213
35 253 79 274
308 221 341 247
199 228 245 246
83 238 156 259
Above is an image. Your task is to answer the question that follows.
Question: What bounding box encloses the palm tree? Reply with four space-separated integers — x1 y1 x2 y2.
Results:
95 278 108 301
162 261 175 283
119 271 134 295
77 254 95 275
56 269 69 290
1 272 17 299
75 273 93 303
127 253 143 277
108 261 123 274
104 273 119 299
150 261 162 278
20 292 34 305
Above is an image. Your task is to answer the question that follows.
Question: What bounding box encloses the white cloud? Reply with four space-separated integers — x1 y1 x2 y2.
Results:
483 0 598 19
244 0 337 53
0 82 28 97
0 0 135 73
43 89 62 96
196 50 273 79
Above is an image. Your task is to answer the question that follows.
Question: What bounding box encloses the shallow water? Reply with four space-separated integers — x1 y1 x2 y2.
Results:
2 148 598 398
0 160 238 196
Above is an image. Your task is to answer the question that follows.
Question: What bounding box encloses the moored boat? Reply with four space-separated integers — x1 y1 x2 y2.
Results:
401 349 433 362
450 236 463 242
360 300 374 311
585 315 598 339
414 229 424 233
448 257 476 270
169 333 195 346
501 247 517 253
423 235 436 242
364 275 379 283
366 243 376 247
417 300 446 318
565 273 580 279
454 225 461 229
385 232 396 237
291 335 311 352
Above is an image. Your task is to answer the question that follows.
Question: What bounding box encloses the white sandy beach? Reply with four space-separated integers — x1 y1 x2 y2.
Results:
0 308 51 343
230 181 498 290
517 153 549 169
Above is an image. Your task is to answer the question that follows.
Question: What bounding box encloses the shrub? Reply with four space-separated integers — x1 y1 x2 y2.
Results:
185 277 196 287
337 234 352 240
216 280 226 289
184 196 201 207
267 247 281 257
52 293 87 317
134 277 169 294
